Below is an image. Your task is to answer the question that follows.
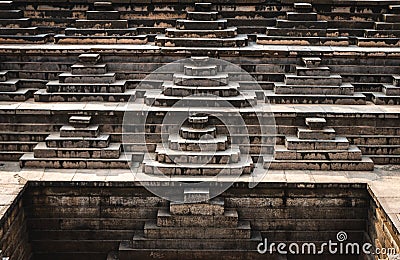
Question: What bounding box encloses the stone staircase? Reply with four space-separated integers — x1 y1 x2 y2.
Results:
20 115 129 169
265 57 367 105
372 74 400 105
264 117 374 171
34 53 136 102
0 70 36 101
0 0 50 44
142 114 253 176
257 3 349 46
54 1 147 44
107 188 278 260
156 3 248 47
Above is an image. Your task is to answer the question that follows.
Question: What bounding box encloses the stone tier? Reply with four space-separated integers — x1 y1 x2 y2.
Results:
155 147 241 164
176 19 228 30
144 90 257 108
46 81 127 93
165 27 237 38
184 64 217 76
257 35 349 46
274 145 363 161
58 72 116 84
45 133 110 148
64 28 138 37
173 73 229 86
179 125 217 139
142 157 253 176
0 70 33 101
274 83 354 95
19 153 129 169
163 83 239 97
156 35 248 47
167 134 229 152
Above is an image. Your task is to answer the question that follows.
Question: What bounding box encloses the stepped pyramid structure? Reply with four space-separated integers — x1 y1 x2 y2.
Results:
20 116 129 169
0 70 35 101
0 0 49 44
156 3 248 47
55 1 147 44
266 57 367 104
257 2 349 46
34 53 135 102
265 117 374 171
142 114 253 176
143 56 257 107
109 188 269 260
372 74 400 105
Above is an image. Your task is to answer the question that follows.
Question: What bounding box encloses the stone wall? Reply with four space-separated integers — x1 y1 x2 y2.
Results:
0 187 31 260
24 182 369 259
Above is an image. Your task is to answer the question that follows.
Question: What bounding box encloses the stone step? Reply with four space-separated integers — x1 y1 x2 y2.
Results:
297 127 336 140
0 27 38 35
127 231 261 250
156 209 238 227
144 90 257 108
70 64 108 75
0 18 30 27
0 1 13 10
173 73 229 86
163 84 240 97
0 71 8 81
393 75 400 86
155 146 241 164
0 141 36 152
256 35 349 46
264 155 374 171
286 12 318 21
302 57 321 68
176 19 227 30
33 142 121 159
183 187 210 203
0 151 24 161
0 10 22 19
358 144 400 156
19 152 130 169
156 35 248 47
276 19 328 29
168 134 229 152
372 92 400 105
294 3 313 12
165 27 236 38
58 72 116 84
69 116 91 128
34 89 136 102
382 84 400 96
186 11 218 21
170 197 224 215
75 19 128 29
356 37 400 47
266 27 335 37
274 145 363 161
285 136 349 150
266 91 367 105
0 88 34 101
374 22 400 30
274 83 353 95
0 79 19 91
94 1 113 11
369 155 400 164
79 53 101 64
305 117 326 130
184 65 217 76
0 34 49 44
389 5 400 14
0 131 48 141
382 14 400 23
65 28 137 37
60 124 100 138
364 29 400 38
142 157 253 175
46 80 126 93
284 74 342 86
295 66 331 76
143 220 251 239
45 133 110 148
179 125 217 139
55 35 147 44
195 3 212 12
86 11 120 20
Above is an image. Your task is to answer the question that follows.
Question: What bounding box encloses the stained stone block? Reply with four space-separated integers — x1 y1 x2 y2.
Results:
184 65 217 77
94 1 113 11
389 5 400 14
296 66 330 76
286 12 317 21
86 11 120 20
297 127 335 140
69 116 91 128
184 188 210 203
0 79 19 92
60 125 100 138
302 57 322 68
305 118 326 130
383 85 400 96
75 20 128 29
276 19 328 29
58 72 116 84
0 71 8 82
170 198 224 215
392 75 400 86
175 19 227 30
187 11 218 21
294 3 313 12
173 73 229 87
71 64 107 75
195 3 212 12
179 125 216 139
45 133 110 148
79 53 101 64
